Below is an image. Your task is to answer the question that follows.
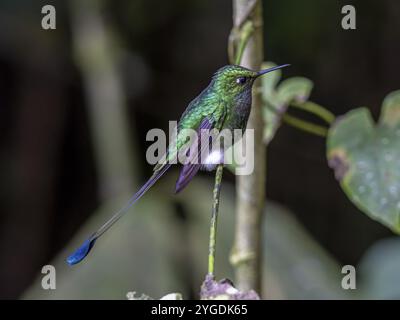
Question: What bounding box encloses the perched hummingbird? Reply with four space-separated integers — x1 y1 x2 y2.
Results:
67 64 289 265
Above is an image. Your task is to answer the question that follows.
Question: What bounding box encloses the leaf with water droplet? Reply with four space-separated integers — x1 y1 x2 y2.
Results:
327 90 400 232
261 62 313 145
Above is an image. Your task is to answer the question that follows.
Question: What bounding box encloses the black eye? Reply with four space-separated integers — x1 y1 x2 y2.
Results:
236 77 247 85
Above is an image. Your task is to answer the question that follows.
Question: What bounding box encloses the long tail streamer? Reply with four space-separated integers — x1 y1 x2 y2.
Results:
66 164 171 265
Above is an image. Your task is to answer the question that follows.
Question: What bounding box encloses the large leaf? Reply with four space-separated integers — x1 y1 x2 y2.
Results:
327 90 400 232
261 61 313 144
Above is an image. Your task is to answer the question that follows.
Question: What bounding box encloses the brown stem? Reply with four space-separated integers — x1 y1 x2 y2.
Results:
230 0 264 294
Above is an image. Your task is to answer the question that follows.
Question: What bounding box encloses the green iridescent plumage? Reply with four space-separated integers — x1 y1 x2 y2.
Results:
66 64 289 265
160 65 266 167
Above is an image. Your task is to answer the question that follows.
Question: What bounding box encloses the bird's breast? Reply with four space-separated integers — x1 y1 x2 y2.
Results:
224 90 252 131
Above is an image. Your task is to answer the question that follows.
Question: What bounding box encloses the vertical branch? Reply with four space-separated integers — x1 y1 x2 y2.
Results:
208 164 224 276
69 0 138 200
231 0 265 293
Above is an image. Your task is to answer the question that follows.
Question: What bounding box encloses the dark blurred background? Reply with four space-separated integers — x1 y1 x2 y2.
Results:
0 0 400 299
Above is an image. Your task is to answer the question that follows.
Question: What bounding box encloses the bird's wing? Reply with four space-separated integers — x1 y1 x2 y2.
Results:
175 102 227 193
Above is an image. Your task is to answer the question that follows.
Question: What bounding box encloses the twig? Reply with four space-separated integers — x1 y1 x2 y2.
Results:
208 164 224 276
265 100 333 137
290 101 335 125
282 114 328 137
234 21 254 65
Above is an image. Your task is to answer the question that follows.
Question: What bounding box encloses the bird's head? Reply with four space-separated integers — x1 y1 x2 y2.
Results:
212 64 290 97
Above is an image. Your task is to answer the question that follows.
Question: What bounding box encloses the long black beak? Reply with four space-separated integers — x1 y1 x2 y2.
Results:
257 64 290 77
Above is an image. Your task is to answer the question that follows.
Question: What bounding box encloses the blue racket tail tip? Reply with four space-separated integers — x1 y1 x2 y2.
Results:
66 238 97 265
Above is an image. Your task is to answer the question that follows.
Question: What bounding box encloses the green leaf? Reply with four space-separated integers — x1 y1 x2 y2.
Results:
277 77 313 106
327 90 400 232
261 61 313 144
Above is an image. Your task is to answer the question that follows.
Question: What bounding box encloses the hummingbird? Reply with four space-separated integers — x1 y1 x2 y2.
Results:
67 63 289 265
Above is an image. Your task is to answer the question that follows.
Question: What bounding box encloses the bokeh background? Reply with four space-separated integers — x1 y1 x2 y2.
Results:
1 0 400 299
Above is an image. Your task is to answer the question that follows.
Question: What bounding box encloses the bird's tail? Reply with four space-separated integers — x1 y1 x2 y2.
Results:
66 164 171 265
